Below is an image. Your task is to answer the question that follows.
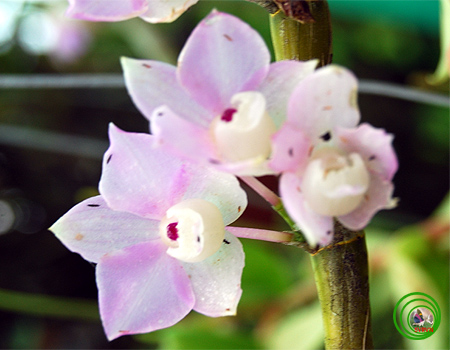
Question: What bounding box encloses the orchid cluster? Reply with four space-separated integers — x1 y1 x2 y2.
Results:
51 6 398 342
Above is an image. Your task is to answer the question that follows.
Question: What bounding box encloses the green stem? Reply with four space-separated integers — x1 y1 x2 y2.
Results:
310 223 373 349
268 1 374 348
269 0 332 65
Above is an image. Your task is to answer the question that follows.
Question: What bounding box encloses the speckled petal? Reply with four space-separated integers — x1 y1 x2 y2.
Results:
121 58 211 127
178 11 270 115
100 124 247 224
97 241 195 340
269 123 311 173
150 105 215 162
287 65 360 142
99 124 192 219
181 232 244 317
140 0 198 23
258 60 317 128
335 123 398 181
337 174 396 231
50 196 159 263
280 172 334 247
66 0 148 21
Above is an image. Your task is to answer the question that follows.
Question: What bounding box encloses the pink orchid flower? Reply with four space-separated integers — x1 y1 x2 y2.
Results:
121 10 317 176
269 65 398 247
66 0 197 23
50 124 247 340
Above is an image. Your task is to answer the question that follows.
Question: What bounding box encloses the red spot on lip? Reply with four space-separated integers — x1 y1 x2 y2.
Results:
142 63 151 68
167 222 179 241
224 34 233 41
221 108 237 122
323 105 332 111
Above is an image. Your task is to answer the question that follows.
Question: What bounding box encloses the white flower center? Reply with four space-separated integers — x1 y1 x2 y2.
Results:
159 199 225 263
211 91 276 163
302 149 370 216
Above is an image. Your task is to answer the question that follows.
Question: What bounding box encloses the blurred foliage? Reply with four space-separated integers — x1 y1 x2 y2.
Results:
0 0 448 349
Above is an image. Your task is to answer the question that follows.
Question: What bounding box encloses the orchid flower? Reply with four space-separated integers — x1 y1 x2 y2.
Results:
269 65 398 247
50 124 247 340
121 10 317 176
66 0 197 23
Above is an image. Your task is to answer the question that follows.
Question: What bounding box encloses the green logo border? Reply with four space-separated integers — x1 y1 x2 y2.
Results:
393 292 441 340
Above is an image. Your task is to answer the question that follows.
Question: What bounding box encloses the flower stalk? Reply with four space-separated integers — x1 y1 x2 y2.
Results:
310 222 373 349
268 1 374 348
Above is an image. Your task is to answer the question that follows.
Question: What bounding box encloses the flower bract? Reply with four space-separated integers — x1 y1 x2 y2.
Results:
269 65 398 247
50 124 247 340
121 10 317 176
66 0 198 23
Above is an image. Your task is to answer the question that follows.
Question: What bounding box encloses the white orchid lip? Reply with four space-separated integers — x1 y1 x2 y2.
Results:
211 91 276 163
302 149 370 217
159 198 225 263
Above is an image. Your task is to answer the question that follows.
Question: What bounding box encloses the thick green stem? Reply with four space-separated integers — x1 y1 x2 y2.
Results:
268 2 373 348
310 222 373 349
269 0 332 65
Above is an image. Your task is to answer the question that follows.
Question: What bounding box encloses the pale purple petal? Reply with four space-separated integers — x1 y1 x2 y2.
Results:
177 10 270 115
140 0 198 23
180 165 248 226
287 65 360 141
66 0 148 21
269 123 311 173
121 58 211 127
100 124 247 224
97 241 195 340
99 124 192 219
280 173 334 246
337 174 396 231
214 158 275 177
50 196 159 263
181 232 244 317
335 123 398 181
150 105 215 162
258 60 318 128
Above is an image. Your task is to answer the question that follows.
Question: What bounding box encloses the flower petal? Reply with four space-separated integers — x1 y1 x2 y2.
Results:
258 60 318 128
337 174 396 231
121 58 211 127
150 105 215 162
287 65 360 141
99 124 192 219
181 232 244 317
335 123 398 181
178 10 270 115
100 124 247 224
269 123 311 173
179 165 248 226
50 196 159 263
66 0 148 21
97 241 195 340
140 0 198 23
280 173 334 246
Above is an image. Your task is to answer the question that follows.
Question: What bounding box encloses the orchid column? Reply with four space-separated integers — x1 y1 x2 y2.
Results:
269 1 373 348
